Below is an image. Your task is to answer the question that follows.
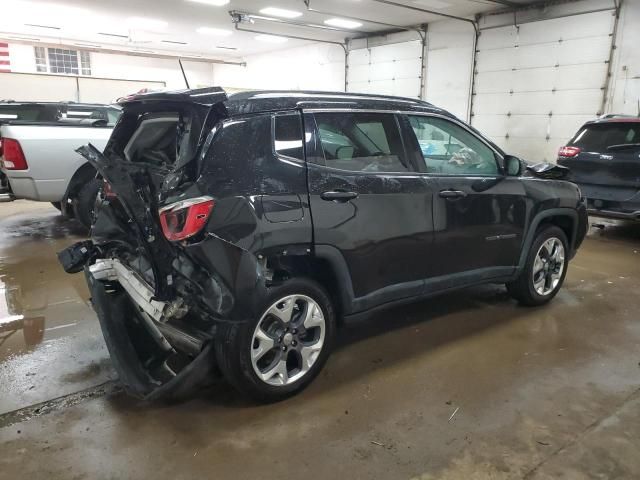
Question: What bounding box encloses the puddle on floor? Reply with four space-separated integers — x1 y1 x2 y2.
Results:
0 205 114 414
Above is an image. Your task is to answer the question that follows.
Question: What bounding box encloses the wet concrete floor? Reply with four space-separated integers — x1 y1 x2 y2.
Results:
0 202 639 479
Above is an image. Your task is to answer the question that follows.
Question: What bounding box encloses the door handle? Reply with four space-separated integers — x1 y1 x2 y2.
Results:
320 191 359 202
439 189 468 199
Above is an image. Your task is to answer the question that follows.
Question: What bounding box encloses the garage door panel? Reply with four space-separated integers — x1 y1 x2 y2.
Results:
477 26 516 50
348 48 369 66
472 114 509 138
475 71 513 94
550 114 594 139
517 10 614 43
369 41 422 63
347 40 423 98
507 115 550 138
348 64 370 83
472 10 613 163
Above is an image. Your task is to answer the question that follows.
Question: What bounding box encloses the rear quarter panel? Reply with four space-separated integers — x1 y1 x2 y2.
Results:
0 125 112 201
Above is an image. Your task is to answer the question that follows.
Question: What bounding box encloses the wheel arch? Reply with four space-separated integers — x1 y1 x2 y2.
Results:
61 162 97 216
265 245 355 319
517 208 578 273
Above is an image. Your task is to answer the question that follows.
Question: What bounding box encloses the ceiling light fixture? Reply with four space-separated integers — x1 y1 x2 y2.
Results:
196 27 232 36
125 17 168 30
254 34 288 44
259 7 303 18
323 18 362 29
185 0 230 6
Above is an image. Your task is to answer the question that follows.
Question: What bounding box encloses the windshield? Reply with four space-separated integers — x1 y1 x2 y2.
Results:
569 122 640 152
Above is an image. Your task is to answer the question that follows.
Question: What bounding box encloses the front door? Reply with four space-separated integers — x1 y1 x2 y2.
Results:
403 114 527 278
304 111 436 311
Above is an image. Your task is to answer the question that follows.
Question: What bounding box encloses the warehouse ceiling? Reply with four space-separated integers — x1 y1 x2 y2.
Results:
0 0 542 61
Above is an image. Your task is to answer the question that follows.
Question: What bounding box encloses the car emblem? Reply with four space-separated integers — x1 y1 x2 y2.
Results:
600 154 613 160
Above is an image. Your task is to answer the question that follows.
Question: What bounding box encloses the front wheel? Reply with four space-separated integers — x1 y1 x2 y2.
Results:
214 278 336 402
507 225 569 306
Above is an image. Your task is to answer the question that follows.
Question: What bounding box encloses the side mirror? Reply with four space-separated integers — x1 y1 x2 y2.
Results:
504 155 523 176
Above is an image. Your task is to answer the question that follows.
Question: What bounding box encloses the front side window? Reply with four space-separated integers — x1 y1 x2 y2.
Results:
273 113 304 160
314 112 408 173
408 115 498 176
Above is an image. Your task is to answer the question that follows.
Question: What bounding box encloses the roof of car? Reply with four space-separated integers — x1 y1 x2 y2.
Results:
224 90 446 116
585 115 640 125
120 86 450 117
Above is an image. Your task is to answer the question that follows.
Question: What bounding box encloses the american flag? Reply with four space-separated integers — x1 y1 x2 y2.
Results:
0 43 10 73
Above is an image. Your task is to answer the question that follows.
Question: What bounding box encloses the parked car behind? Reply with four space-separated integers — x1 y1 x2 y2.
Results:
558 115 640 221
0 101 121 227
59 88 588 403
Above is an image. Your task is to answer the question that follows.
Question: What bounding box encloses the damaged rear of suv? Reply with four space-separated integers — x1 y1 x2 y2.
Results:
60 87 587 402
61 87 330 401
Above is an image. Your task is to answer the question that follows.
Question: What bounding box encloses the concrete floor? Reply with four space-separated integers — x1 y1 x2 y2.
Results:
0 201 639 480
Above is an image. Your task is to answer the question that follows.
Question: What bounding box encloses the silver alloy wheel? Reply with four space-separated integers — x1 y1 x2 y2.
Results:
532 237 566 296
250 295 326 386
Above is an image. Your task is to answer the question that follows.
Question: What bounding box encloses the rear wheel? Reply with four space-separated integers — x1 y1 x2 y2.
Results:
507 225 568 306
51 202 62 211
72 178 100 229
214 278 336 402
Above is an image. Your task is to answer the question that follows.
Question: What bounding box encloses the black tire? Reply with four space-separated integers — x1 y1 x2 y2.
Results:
72 178 100 229
507 225 569 306
51 202 62 211
215 277 336 403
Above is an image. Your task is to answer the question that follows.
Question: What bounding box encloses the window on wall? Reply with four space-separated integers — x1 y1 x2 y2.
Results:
34 46 47 72
33 47 91 75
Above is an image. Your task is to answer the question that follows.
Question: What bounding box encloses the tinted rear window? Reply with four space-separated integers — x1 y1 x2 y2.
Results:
569 123 640 151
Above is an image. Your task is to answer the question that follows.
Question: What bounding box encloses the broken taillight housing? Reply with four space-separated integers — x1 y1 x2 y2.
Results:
1 138 28 170
159 196 214 242
102 178 117 199
558 146 581 158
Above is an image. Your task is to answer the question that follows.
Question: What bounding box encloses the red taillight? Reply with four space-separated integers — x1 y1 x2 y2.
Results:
558 146 581 158
159 196 214 242
102 178 117 199
2 138 28 170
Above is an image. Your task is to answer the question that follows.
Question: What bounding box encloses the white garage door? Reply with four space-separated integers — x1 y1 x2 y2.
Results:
472 9 616 163
347 40 423 99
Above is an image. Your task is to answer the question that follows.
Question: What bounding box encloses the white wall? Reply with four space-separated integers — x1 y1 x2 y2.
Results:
608 0 640 115
6 42 216 89
90 52 213 89
212 43 345 92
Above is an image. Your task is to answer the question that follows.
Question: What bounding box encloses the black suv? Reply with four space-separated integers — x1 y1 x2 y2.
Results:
60 88 588 402
558 116 640 220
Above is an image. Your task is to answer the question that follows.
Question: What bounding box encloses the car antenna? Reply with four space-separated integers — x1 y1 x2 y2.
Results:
178 58 190 89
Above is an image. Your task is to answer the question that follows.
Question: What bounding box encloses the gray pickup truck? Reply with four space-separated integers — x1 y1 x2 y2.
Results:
0 101 121 227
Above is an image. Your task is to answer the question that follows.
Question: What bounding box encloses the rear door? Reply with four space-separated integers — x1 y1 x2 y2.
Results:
304 110 436 310
403 114 527 278
560 121 640 203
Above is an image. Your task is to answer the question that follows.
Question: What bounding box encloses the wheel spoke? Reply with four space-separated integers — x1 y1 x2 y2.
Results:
251 327 275 363
267 297 296 324
303 302 323 329
300 344 322 372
